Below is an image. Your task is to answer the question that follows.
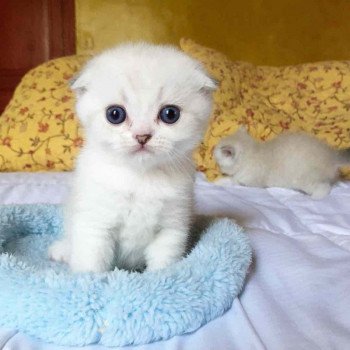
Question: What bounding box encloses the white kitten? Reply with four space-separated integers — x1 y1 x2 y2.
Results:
48 43 216 273
214 128 350 199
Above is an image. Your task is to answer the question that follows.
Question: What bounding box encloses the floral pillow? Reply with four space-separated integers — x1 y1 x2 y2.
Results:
180 38 350 181
0 55 88 171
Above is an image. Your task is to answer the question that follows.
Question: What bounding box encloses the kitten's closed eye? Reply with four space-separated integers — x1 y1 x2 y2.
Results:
220 146 235 158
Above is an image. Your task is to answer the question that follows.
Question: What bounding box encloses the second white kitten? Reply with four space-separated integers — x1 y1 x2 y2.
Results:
48 43 216 273
214 128 350 199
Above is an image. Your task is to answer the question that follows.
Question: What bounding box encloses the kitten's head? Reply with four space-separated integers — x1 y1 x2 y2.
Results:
214 127 252 175
71 43 216 170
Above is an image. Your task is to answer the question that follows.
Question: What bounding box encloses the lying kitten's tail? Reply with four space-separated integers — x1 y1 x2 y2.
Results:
338 148 350 165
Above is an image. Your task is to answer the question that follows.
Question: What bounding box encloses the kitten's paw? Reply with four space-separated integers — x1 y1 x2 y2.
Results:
146 246 183 271
308 183 331 200
48 239 71 263
69 253 111 273
146 258 179 272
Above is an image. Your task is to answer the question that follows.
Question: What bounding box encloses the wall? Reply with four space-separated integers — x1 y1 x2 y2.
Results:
75 0 350 66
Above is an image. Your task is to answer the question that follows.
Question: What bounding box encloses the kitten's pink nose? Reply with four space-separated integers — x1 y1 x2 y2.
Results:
135 134 152 145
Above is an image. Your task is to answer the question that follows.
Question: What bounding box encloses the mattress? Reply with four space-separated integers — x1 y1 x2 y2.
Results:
0 172 349 350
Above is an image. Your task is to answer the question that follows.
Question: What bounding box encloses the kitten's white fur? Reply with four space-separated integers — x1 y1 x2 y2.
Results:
214 128 350 199
48 43 216 273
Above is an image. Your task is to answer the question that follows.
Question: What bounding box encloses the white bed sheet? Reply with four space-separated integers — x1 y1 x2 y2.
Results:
0 172 349 350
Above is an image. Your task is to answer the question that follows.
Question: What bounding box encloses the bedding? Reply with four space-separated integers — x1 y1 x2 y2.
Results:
0 172 349 349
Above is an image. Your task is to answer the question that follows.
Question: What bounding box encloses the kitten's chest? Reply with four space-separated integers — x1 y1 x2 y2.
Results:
118 188 164 228
90 166 187 237
112 182 168 259
111 176 175 236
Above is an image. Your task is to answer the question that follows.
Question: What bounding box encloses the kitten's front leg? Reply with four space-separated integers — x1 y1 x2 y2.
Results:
49 215 115 272
69 220 115 273
145 228 188 271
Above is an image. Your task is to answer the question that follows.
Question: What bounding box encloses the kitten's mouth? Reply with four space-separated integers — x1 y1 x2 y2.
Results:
131 145 153 155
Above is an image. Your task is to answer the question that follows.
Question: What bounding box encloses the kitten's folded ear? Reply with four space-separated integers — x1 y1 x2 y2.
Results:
69 70 89 96
196 65 218 92
202 74 218 91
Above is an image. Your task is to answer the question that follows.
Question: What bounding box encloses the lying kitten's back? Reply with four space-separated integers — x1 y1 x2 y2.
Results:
263 132 340 191
215 128 349 198
265 132 339 175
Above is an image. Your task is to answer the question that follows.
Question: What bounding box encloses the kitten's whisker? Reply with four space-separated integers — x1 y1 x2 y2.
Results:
172 149 194 166
170 149 194 170
165 150 194 180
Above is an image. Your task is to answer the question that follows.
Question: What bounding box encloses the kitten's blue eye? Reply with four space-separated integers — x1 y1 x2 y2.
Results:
106 105 127 124
159 105 180 124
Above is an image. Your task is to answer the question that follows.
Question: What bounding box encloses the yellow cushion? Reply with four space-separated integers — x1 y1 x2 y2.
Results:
180 38 350 181
0 55 88 171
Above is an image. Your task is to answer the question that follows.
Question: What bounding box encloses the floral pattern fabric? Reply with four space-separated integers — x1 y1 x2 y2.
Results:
180 38 350 181
0 55 88 171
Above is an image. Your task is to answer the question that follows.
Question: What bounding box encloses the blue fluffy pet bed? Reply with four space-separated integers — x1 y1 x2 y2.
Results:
0 204 251 347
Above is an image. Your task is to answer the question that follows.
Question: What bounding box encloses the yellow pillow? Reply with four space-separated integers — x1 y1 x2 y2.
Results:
180 38 350 181
0 55 88 171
